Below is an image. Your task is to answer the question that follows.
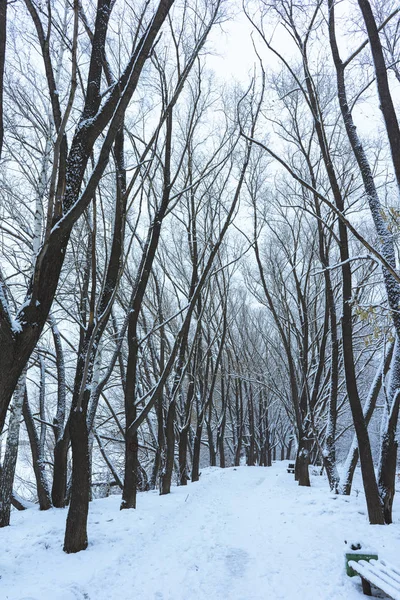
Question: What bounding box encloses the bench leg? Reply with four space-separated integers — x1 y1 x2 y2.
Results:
361 578 372 596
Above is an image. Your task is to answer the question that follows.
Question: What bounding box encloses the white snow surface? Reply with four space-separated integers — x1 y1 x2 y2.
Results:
2 462 400 600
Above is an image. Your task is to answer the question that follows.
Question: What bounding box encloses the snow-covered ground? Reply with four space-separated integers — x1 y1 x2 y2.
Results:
2 462 400 600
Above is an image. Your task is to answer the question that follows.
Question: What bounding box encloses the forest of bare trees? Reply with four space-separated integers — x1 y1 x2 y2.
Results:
1 0 400 555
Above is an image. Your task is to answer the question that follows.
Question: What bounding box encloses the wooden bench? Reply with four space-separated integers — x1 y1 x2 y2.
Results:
348 559 400 598
287 462 295 473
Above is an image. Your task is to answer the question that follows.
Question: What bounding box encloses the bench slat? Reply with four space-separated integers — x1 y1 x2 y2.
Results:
369 560 400 586
380 560 400 580
349 560 400 600
357 560 400 592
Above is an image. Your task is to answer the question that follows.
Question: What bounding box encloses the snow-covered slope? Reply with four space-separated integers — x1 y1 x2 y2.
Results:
2 463 400 600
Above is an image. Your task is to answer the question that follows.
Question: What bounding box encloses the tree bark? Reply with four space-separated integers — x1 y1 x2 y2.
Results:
191 422 202 483
298 30 384 523
357 0 400 189
0 0 7 159
0 369 26 527
22 391 52 510
52 429 69 508
63 408 90 553
160 399 176 494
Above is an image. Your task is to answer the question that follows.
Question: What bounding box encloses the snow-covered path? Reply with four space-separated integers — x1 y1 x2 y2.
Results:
2 463 400 600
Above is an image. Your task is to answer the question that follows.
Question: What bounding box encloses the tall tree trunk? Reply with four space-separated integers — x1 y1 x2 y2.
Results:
247 388 256 466
207 411 217 467
178 425 190 485
357 0 400 189
217 410 226 469
299 34 383 522
0 369 26 527
341 343 393 495
329 2 400 516
22 391 52 510
160 399 176 494
63 407 90 553
191 422 202 483
122 111 173 507
234 379 243 466
52 429 69 508
378 354 400 524
0 0 7 159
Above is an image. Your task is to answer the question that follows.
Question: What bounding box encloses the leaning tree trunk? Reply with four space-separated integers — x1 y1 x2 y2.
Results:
299 34 384 522
357 0 400 189
0 369 26 527
329 1 400 515
22 391 52 510
341 343 393 495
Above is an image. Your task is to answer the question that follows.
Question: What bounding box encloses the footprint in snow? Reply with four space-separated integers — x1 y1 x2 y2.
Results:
225 547 250 577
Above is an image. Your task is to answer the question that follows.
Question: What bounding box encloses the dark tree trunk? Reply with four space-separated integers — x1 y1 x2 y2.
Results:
0 0 7 159
121 401 138 508
63 409 90 553
122 111 173 506
295 442 310 487
247 389 256 466
152 394 165 490
22 392 52 510
0 371 26 527
52 431 69 508
150 448 161 490
234 379 243 466
341 344 393 495
357 0 400 189
191 423 202 483
160 399 176 495
178 367 195 485
207 418 216 467
378 389 400 523
300 34 384 523
265 405 272 466
178 425 190 485
217 413 226 468
329 0 399 517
